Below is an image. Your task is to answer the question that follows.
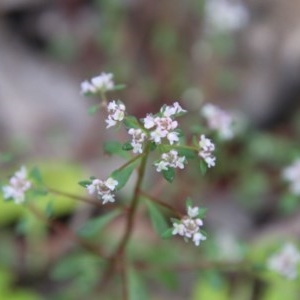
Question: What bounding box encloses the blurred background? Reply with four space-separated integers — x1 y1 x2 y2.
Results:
1 0 300 299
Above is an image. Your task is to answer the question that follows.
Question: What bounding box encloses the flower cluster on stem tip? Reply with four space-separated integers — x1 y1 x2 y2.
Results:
267 243 300 280
81 72 114 95
106 100 126 128
2 166 31 204
282 159 300 195
86 177 118 204
172 205 206 246
154 150 186 172
198 134 216 168
201 103 235 140
143 102 186 145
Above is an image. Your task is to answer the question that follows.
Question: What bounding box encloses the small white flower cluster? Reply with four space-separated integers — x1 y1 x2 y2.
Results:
143 102 186 145
172 206 206 246
105 100 126 128
268 243 300 280
205 0 248 33
154 150 186 172
81 72 114 95
128 128 147 154
198 134 216 168
86 177 118 204
201 103 234 140
2 166 31 204
126 102 186 155
282 159 300 195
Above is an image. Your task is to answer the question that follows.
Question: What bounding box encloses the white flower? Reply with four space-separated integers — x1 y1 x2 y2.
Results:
154 160 169 172
188 206 199 218
161 102 187 117
104 177 118 190
201 103 235 140
150 128 165 144
198 135 216 168
167 131 179 145
172 205 206 247
143 114 156 129
2 166 31 204
172 223 186 236
154 150 186 172
282 160 300 195
128 128 147 154
199 134 215 152
80 72 114 95
106 100 126 128
268 243 300 280
193 232 207 246
80 80 96 94
86 177 118 205
91 72 114 92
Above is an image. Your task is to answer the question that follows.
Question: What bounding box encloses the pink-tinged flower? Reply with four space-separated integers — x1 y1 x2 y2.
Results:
268 243 300 280
154 150 186 172
201 103 235 140
80 72 114 95
105 100 126 128
172 205 206 247
86 177 118 204
198 134 216 168
143 102 185 146
282 160 300 195
2 166 31 204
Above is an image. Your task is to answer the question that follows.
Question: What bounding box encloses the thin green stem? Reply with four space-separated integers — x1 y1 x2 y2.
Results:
116 153 145 172
138 189 183 218
46 187 104 208
98 143 150 289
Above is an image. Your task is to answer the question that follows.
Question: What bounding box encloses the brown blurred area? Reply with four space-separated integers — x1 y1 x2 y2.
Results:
1 0 300 162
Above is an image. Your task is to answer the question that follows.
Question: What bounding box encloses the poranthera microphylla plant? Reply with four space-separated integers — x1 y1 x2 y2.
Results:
2 72 300 298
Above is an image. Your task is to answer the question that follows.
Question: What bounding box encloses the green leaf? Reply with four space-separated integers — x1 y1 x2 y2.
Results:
122 141 134 151
185 197 193 209
51 254 83 280
112 84 126 91
123 116 141 129
149 142 157 151
161 227 174 239
199 159 207 175
88 104 100 115
111 159 140 191
103 141 130 159
29 167 44 185
146 200 169 237
77 210 121 238
45 201 55 218
78 180 91 188
128 267 149 300
198 208 207 218
162 167 175 183
176 147 196 159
